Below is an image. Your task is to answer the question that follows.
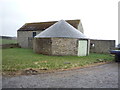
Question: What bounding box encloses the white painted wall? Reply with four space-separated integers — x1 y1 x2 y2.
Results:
78 21 84 33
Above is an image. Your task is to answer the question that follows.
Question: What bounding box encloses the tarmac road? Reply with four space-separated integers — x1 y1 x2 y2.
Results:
2 62 119 88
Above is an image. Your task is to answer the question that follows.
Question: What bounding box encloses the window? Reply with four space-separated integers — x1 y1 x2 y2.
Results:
33 32 36 37
90 43 95 48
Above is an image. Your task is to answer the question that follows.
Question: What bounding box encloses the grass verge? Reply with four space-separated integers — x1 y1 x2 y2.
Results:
2 48 114 75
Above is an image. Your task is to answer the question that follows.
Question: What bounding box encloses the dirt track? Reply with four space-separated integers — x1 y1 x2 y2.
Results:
2 62 118 88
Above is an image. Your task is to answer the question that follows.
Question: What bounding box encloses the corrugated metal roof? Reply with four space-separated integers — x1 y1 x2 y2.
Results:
35 20 87 39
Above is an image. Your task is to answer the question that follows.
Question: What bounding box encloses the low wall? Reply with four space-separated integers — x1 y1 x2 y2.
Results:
90 39 115 53
1 44 20 49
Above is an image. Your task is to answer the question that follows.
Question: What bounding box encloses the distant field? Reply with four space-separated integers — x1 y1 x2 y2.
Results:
0 38 17 45
2 48 114 75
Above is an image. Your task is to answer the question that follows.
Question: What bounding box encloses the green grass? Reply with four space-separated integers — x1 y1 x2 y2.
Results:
2 48 114 72
0 39 17 45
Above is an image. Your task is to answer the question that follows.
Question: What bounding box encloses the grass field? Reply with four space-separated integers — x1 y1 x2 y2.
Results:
0 38 17 45
2 48 114 74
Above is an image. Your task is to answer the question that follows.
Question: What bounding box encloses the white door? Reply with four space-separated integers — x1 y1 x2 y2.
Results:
78 40 87 56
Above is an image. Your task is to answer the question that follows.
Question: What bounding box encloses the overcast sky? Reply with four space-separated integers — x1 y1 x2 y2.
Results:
0 0 119 44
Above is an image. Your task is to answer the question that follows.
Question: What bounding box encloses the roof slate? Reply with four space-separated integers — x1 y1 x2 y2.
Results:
18 20 80 31
35 20 87 39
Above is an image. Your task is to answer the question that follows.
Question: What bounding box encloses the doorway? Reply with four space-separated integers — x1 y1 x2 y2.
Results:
78 40 87 56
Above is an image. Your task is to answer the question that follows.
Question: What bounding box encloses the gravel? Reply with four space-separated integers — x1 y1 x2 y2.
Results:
2 63 118 88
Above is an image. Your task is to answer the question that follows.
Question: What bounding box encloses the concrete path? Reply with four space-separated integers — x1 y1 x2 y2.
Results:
2 63 118 88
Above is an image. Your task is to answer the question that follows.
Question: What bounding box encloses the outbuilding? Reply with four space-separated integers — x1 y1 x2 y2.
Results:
17 19 84 48
33 20 90 56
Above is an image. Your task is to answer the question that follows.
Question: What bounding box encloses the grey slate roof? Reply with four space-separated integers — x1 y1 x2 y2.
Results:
35 20 87 39
18 19 81 31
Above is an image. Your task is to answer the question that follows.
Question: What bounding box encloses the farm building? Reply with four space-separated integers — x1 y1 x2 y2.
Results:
33 20 90 56
17 19 84 48
17 19 115 54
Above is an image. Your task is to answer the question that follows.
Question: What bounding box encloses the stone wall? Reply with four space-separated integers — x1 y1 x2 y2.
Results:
28 37 34 49
17 31 41 48
1 44 20 49
33 38 52 55
33 38 90 56
90 39 115 53
51 38 78 56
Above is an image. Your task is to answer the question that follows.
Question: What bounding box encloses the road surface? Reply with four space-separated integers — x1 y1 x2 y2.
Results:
2 63 118 88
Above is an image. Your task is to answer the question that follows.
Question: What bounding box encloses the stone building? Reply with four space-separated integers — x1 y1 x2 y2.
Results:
33 20 90 56
17 19 115 54
17 19 84 48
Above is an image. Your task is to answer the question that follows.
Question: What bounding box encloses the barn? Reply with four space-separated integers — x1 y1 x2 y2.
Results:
17 19 115 54
33 20 90 56
17 19 84 48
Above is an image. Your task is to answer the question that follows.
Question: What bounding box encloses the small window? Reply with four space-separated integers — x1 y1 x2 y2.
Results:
90 43 95 48
33 32 36 37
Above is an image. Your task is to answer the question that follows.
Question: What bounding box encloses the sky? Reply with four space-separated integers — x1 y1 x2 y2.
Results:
0 0 119 44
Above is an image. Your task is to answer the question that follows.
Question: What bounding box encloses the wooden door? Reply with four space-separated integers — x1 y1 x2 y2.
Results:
78 40 87 56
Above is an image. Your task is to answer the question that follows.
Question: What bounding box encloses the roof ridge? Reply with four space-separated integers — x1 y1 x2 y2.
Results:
25 19 80 24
